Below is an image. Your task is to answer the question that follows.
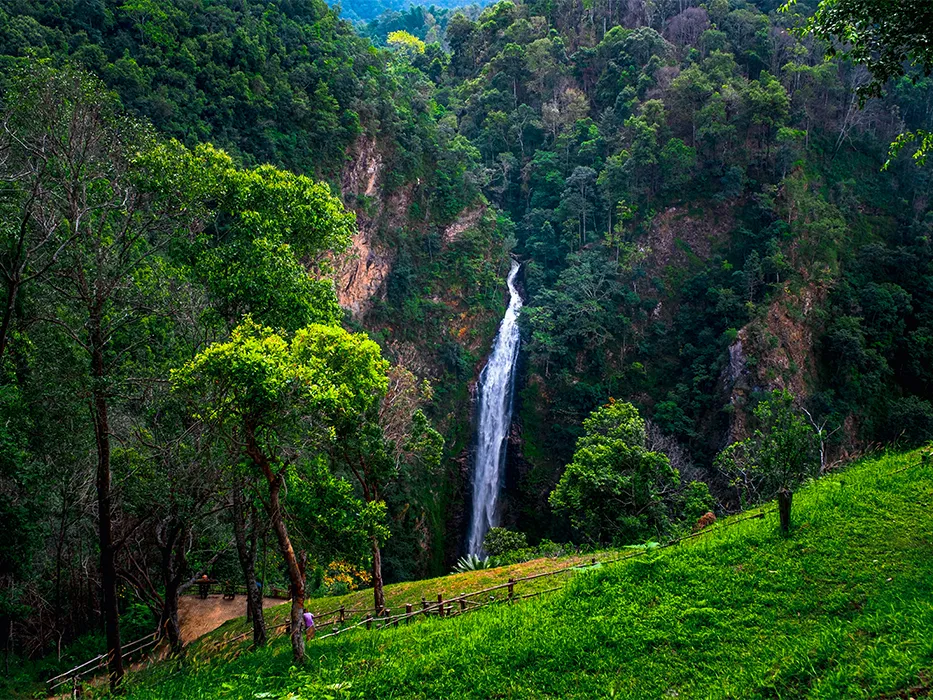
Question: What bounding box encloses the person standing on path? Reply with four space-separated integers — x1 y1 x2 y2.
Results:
302 610 315 640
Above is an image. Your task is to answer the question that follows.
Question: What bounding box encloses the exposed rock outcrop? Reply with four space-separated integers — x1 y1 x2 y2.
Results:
334 136 409 317
723 284 826 443
644 202 736 273
442 205 486 246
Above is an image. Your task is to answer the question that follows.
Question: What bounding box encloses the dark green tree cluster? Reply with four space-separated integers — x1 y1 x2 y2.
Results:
0 0 436 181
0 61 444 690
380 0 933 530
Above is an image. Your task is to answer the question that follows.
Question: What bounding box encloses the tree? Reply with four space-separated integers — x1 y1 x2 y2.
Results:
524 250 619 375
14 63 202 691
792 0 933 99
659 137 697 194
122 403 230 657
788 0 933 162
231 473 267 648
557 166 598 248
0 64 88 360
715 390 818 532
482 527 527 556
387 30 426 58
549 400 680 545
142 141 355 333
172 319 388 662
333 367 442 613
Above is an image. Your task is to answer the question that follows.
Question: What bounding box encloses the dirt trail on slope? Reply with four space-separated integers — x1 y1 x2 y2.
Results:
178 594 283 644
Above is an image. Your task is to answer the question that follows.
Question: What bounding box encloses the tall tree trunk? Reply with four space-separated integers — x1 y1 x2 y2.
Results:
778 488 793 534
266 476 304 662
157 521 186 656
90 316 123 691
244 423 304 660
232 483 266 647
160 578 182 654
246 426 303 662
0 275 19 360
371 537 385 614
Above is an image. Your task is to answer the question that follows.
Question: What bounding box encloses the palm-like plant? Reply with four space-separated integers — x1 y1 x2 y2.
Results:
451 554 496 573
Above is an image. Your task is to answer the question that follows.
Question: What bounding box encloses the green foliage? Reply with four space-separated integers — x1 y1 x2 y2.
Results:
549 401 679 545
141 141 357 331
121 450 933 700
791 0 933 100
678 480 716 526
4 0 933 678
0 0 390 176
482 527 527 556
716 390 818 504
451 553 496 573
172 319 389 439
387 30 426 56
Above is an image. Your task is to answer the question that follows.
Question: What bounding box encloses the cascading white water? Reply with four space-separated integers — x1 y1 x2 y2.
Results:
466 258 523 556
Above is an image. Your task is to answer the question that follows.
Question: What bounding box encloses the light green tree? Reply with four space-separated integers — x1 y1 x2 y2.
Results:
172 319 389 662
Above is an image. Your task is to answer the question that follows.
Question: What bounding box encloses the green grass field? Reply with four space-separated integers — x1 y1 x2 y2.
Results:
111 449 933 699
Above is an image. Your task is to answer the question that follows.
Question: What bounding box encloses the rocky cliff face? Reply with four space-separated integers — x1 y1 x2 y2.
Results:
335 137 407 317
645 203 736 273
723 284 825 442
333 136 511 572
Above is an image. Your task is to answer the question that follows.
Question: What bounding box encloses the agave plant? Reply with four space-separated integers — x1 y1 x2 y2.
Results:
451 553 497 573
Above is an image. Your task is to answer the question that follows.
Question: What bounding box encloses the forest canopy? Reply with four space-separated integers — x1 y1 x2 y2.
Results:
1 0 933 693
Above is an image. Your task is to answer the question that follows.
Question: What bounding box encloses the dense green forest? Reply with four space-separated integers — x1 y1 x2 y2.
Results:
337 0 487 24
1 0 932 694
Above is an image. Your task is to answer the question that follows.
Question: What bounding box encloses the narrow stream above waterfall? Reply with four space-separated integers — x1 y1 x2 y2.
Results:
466 258 523 556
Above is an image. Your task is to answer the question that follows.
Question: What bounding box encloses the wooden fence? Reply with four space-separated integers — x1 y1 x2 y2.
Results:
202 508 774 652
179 583 290 599
46 631 160 697
47 503 783 693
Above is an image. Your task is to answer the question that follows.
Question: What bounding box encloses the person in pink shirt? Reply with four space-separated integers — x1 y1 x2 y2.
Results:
302 610 315 640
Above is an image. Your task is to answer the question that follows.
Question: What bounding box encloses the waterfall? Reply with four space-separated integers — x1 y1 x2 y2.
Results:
466 258 523 556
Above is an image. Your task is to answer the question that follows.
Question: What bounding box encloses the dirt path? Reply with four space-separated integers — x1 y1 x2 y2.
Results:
178 594 283 644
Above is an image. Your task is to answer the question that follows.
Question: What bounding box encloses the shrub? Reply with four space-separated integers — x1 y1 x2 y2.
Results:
483 528 528 556
679 480 716 525
879 396 933 446
549 400 680 545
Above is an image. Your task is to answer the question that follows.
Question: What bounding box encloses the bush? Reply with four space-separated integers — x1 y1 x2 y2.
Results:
483 528 528 556
879 396 933 446
679 480 716 525
493 539 570 566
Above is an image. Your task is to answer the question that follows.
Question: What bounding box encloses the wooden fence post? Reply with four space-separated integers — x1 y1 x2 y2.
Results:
338 606 345 623
437 593 444 617
508 578 515 601
778 488 792 534
459 593 466 613
405 603 412 623
421 596 427 611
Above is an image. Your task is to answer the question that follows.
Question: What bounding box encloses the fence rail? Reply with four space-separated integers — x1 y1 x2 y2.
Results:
47 494 801 693
180 584 290 599
197 505 777 655
47 631 160 695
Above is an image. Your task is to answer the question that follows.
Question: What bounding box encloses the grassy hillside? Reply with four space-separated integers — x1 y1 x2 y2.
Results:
112 449 933 699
